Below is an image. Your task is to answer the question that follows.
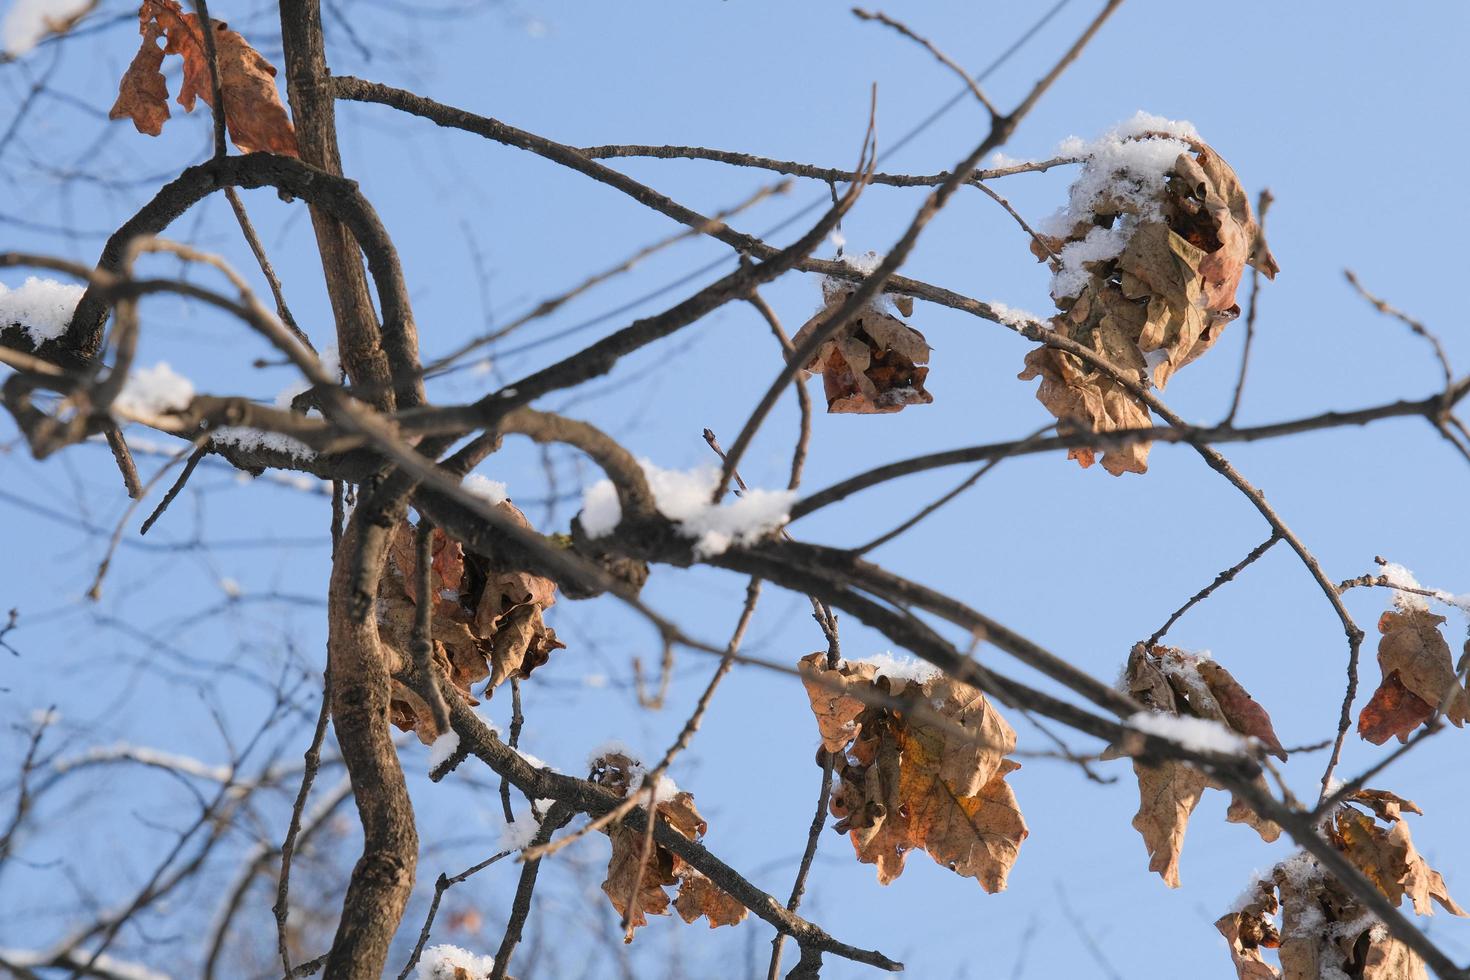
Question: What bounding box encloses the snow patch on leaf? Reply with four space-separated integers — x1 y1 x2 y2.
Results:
1125 711 1246 754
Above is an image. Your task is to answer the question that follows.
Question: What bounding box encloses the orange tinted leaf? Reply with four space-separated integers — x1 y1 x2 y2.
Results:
672 871 748 929
813 659 1026 890
792 283 933 415
1358 671 1434 745
110 0 297 156
108 21 170 135
1196 659 1288 760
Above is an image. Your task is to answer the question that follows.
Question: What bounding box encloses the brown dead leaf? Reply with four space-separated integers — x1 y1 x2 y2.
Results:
379 503 562 742
1196 659 1288 761
1330 791 1467 918
792 281 933 414
797 652 876 754
802 658 1027 890
589 752 745 938
1020 137 1275 475
1359 607 1469 745
1114 647 1283 886
109 21 170 136
1214 878 1281 980
1219 791 1461 980
110 0 297 155
673 871 748 928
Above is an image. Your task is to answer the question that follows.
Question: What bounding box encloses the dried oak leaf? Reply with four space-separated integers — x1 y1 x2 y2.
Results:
590 752 746 937
797 651 876 753
803 658 1027 890
1216 792 1463 980
110 0 297 156
1359 606 1470 745
791 281 933 414
1110 646 1283 887
110 21 169 136
1330 790 1467 918
1214 878 1281 980
379 503 562 742
1020 137 1276 475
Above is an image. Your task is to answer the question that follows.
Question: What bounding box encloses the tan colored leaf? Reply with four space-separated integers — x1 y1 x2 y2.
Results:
672 871 748 928
900 753 1027 893
380 505 562 741
1020 137 1274 475
108 22 170 136
1359 608 1470 745
1130 758 1209 888
1214 879 1281 980
602 824 676 932
1114 648 1282 884
814 660 1026 890
797 652 876 753
792 283 932 414
1332 797 1467 918
110 0 297 156
589 754 735 939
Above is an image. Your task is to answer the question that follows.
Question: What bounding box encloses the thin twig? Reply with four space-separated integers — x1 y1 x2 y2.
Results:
1145 532 1282 647
852 8 1001 119
396 849 515 980
491 803 575 980
1345 267 1454 389
139 443 207 535
103 424 143 498
854 422 1053 554
1222 189 1272 424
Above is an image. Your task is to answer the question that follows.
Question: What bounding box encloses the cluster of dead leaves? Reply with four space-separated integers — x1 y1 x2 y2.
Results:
1216 789 1466 980
1020 137 1278 474
589 752 747 937
797 653 1027 891
791 278 932 414
378 503 563 743
110 0 297 155
1108 646 1286 887
1358 601 1470 745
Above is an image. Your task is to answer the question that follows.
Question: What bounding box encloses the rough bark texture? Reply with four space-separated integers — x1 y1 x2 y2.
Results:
322 513 418 979
278 0 414 411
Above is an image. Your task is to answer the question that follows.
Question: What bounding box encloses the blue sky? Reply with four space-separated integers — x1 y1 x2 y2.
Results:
2 1 1468 977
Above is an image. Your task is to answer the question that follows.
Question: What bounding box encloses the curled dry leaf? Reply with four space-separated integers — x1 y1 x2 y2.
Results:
1214 878 1280 980
797 653 1027 891
1216 790 1465 980
791 279 933 414
1359 606 1470 745
379 502 563 743
1110 646 1285 887
589 752 746 937
109 0 298 155
1020 137 1276 475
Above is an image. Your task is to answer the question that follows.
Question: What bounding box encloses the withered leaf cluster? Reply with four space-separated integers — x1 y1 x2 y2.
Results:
1216 789 1466 980
798 653 1027 891
1109 646 1286 887
791 280 933 414
1358 605 1470 745
1020 138 1278 474
590 752 747 937
110 0 298 155
378 503 563 743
